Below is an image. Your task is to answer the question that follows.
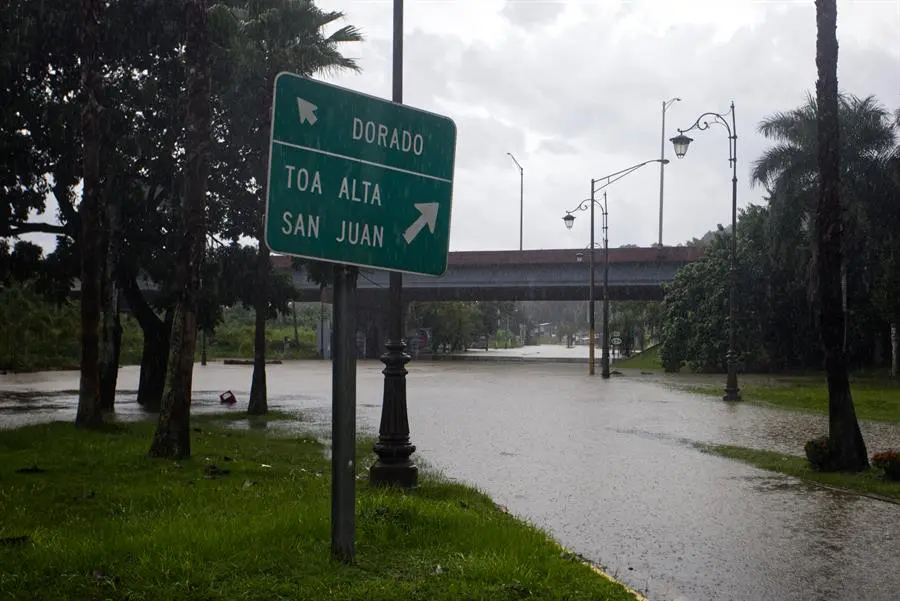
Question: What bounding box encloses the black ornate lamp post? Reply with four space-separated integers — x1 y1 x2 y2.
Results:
371 0 417 488
670 101 741 402
562 159 668 378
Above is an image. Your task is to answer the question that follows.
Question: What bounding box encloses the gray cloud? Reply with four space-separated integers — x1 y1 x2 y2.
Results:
306 1 900 250
452 114 527 171
500 0 565 29
538 138 579 155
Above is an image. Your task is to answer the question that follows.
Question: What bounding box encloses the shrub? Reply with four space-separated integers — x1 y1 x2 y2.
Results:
871 450 900 481
804 436 840 472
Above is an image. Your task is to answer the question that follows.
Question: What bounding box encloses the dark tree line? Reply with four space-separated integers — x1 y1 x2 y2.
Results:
660 94 899 375
660 0 892 471
2 0 361 456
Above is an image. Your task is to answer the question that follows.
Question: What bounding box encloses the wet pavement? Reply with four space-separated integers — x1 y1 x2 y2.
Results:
2 358 899 601
445 343 625 362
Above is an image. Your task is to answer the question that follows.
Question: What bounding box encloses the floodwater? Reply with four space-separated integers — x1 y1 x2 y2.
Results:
2 358 899 601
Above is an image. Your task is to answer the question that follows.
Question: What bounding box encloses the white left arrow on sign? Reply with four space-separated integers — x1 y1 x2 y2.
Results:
297 98 318 125
403 203 440 244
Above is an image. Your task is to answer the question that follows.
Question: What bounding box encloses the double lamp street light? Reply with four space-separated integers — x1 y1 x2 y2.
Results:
562 158 669 378
669 101 741 401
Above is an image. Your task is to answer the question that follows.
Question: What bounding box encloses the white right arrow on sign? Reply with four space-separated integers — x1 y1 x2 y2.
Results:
403 203 440 244
297 98 318 125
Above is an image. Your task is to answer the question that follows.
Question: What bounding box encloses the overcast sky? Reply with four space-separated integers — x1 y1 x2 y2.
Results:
313 0 899 250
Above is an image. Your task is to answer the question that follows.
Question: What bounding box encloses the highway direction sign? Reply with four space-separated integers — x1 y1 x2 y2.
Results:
264 72 458 276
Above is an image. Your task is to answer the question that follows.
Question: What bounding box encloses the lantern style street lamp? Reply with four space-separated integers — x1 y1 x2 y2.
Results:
562 158 668 377
670 101 741 401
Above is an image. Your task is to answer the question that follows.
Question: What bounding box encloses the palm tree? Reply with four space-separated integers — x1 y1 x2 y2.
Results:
813 0 868 471
75 0 104 429
752 94 898 363
210 0 362 415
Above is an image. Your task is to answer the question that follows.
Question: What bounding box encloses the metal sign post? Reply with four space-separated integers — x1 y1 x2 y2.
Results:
330 264 357 562
263 55 457 565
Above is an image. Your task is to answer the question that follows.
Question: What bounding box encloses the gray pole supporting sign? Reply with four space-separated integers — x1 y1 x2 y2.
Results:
264 72 458 277
331 264 357 562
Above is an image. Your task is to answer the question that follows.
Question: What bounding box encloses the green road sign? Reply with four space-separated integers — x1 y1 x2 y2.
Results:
264 72 457 276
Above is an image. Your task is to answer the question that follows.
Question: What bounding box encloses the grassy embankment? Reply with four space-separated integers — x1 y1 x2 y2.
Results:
697 444 900 502
0 414 639 601
687 376 900 423
693 381 900 499
615 345 899 500
614 344 900 423
612 345 661 371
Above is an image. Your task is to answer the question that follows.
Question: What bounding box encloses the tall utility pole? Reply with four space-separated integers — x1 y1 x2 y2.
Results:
658 97 681 248
370 0 418 489
507 152 524 251
588 182 596 375
601 192 610 379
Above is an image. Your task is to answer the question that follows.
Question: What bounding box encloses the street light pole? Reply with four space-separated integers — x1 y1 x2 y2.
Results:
601 192 611 379
563 158 667 377
507 153 524 251
658 97 681 247
670 101 741 401
589 182 596 375
371 0 418 488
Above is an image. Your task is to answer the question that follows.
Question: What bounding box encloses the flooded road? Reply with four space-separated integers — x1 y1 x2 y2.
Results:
2 359 899 601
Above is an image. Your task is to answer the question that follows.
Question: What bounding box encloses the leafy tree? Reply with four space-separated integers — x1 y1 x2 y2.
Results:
1 0 81 243
208 0 362 415
752 92 898 367
660 205 813 373
408 302 479 352
0 282 81 372
813 0 867 471
150 0 211 459
74 0 104 429
662 87 897 377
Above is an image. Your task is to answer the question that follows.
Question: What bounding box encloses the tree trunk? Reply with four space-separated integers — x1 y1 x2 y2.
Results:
75 0 103 429
99 301 122 410
248 88 275 416
137 319 170 411
121 272 170 411
150 0 210 459
248 237 269 415
891 322 898 378
99 176 123 411
814 0 868 471
841 261 848 352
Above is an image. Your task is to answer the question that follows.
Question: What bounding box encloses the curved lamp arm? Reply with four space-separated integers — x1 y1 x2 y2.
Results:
564 197 599 215
672 101 737 163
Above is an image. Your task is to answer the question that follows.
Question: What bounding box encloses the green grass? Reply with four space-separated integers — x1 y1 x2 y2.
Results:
613 345 661 370
686 378 900 422
0 416 637 601
697 443 900 501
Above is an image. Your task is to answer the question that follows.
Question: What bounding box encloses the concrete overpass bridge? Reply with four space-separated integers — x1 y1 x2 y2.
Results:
276 246 703 304
88 245 701 360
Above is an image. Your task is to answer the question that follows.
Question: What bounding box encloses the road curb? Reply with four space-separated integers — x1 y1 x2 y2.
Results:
493 503 649 600
554 542 650 601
